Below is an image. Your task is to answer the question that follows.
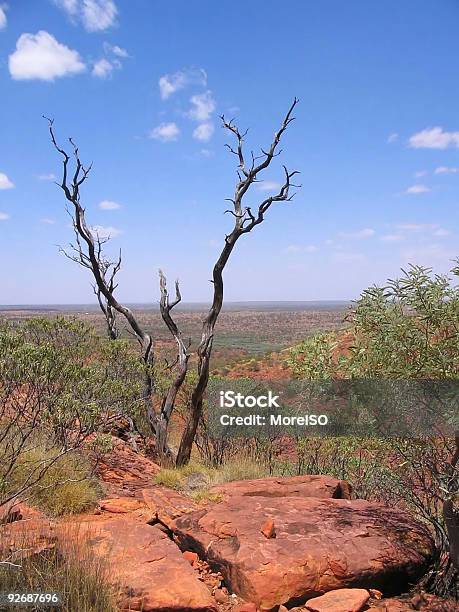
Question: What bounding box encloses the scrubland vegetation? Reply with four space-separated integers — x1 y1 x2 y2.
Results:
1 263 459 602
0 526 117 612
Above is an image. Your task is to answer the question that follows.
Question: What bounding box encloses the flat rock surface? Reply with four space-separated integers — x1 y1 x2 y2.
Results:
210 474 351 500
305 588 370 612
80 517 217 612
173 495 434 610
142 486 199 528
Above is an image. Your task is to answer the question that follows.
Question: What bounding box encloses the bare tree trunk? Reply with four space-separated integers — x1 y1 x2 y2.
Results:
176 99 299 466
157 271 189 464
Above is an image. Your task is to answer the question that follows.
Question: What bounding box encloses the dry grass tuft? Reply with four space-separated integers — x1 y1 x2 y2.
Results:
0 524 117 612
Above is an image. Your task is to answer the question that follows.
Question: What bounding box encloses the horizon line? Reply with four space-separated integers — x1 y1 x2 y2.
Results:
0 299 353 310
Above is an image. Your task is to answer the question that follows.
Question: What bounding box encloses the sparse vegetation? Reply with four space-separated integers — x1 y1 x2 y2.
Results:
0 527 117 612
154 457 270 496
9 446 101 516
0 317 142 509
288 263 459 597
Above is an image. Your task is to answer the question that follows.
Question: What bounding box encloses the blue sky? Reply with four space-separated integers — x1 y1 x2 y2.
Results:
1 0 459 304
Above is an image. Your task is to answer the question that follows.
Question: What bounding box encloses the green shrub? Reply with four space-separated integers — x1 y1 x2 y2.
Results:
286 263 459 597
0 317 143 508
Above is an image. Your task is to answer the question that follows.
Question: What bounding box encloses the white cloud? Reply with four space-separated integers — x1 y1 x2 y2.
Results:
257 180 282 192
433 228 451 237
91 225 122 238
394 223 450 238
158 67 207 100
396 223 436 232
408 127 459 150
333 252 366 263
92 57 114 78
381 234 404 242
387 132 398 144
104 42 127 57
405 184 431 194
82 0 117 30
9 31 85 81
200 148 214 158
435 166 459 175
99 199 121 210
53 0 78 15
0 212 10 221
149 122 180 142
401 244 454 266
193 122 214 142
36 173 56 181
41 218 56 224
0 172 14 189
285 244 318 254
414 170 427 178
54 0 117 32
188 90 215 121
0 4 8 30
92 42 126 78
339 228 375 239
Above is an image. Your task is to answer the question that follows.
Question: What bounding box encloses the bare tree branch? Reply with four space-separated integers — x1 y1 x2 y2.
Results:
176 98 300 465
45 117 159 436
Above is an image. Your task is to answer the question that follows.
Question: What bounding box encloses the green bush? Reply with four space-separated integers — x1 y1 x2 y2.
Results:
0 317 143 509
286 263 459 596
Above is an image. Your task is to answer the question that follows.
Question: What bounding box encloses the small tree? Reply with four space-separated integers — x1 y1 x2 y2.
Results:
288 263 459 597
176 98 300 465
45 119 160 441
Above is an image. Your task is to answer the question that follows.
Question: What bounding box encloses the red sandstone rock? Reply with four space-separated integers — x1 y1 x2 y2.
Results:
214 588 229 604
1 517 56 558
210 474 351 500
260 519 276 539
305 588 370 612
142 486 199 529
79 517 216 611
368 600 413 611
98 497 146 514
183 550 199 565
94 435 160 497
172 495 433 610
0 501 43 524
235 604 257 612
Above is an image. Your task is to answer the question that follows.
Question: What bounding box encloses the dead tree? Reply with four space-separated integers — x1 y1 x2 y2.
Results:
61 222 121 340
176 98 300 466
157 270 190 464
45 118 159 438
